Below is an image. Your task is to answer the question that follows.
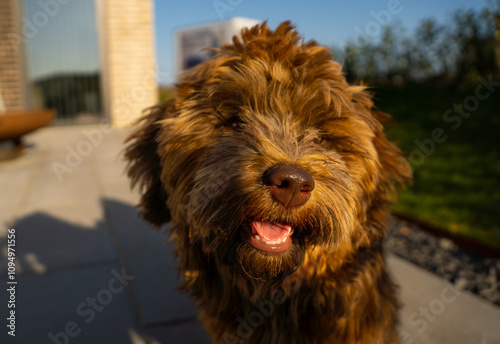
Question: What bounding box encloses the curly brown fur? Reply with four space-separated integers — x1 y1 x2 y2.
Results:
125 21 411 344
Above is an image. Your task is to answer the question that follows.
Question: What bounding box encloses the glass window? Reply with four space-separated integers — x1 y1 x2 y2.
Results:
24 0 102 123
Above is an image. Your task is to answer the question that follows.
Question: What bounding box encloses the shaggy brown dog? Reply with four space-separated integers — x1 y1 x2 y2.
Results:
125 21 411 344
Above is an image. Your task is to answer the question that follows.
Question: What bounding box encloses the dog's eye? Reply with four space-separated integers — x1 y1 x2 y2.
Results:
226 117 246 132
311 137 325 145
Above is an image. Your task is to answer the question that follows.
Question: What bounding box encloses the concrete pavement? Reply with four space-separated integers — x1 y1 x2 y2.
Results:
0 124 499 344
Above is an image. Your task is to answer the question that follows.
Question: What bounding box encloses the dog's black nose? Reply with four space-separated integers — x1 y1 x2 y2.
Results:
264 165 315 208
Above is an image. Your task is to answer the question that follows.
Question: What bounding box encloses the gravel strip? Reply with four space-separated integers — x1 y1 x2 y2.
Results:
385 217 500 306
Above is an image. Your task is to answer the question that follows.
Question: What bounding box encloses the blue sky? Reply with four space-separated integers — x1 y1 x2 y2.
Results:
23 0 489 84
154 0 489 85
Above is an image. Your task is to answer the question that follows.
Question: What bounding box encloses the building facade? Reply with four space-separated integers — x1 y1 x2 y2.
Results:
0 0 158 127
0 0 27 111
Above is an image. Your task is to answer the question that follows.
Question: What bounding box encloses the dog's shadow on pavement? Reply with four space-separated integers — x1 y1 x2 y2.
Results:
0 199 208 344
2 211 113 276
1 199 172 276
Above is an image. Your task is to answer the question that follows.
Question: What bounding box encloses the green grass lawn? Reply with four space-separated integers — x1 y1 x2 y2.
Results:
373 81 500 249
159 86 175 103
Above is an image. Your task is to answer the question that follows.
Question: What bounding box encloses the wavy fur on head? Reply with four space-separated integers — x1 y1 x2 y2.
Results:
125 21 411 344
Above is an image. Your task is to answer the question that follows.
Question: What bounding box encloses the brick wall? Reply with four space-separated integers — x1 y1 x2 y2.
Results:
97 0 158 127
0 0 26 110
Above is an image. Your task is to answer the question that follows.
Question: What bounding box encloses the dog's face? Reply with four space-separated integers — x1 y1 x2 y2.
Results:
126 22 410 282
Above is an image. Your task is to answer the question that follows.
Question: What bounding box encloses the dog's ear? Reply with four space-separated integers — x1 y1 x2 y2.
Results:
371 109 413 191
124 100 173 227
349 86 413 189
349 88 412 190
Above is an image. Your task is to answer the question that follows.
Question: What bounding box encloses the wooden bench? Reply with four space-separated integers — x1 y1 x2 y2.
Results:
0 109 55 149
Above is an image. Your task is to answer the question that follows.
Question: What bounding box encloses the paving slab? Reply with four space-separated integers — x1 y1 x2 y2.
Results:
0 202 117 276
125 248 199 326
104 199 199 325
0 147 47 233
389 254 500 344
23 151 101 209
0 264 141 344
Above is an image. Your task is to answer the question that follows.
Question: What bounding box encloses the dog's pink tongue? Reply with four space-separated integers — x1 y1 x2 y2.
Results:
251 221 291 241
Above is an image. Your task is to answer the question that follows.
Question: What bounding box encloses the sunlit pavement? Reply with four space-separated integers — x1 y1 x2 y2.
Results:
0 125 499 344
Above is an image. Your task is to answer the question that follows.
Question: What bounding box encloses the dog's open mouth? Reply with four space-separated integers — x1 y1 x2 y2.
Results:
246 221 294 253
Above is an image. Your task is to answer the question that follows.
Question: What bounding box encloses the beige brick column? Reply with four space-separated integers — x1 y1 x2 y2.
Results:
0 0 27 110
96 0 158 127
